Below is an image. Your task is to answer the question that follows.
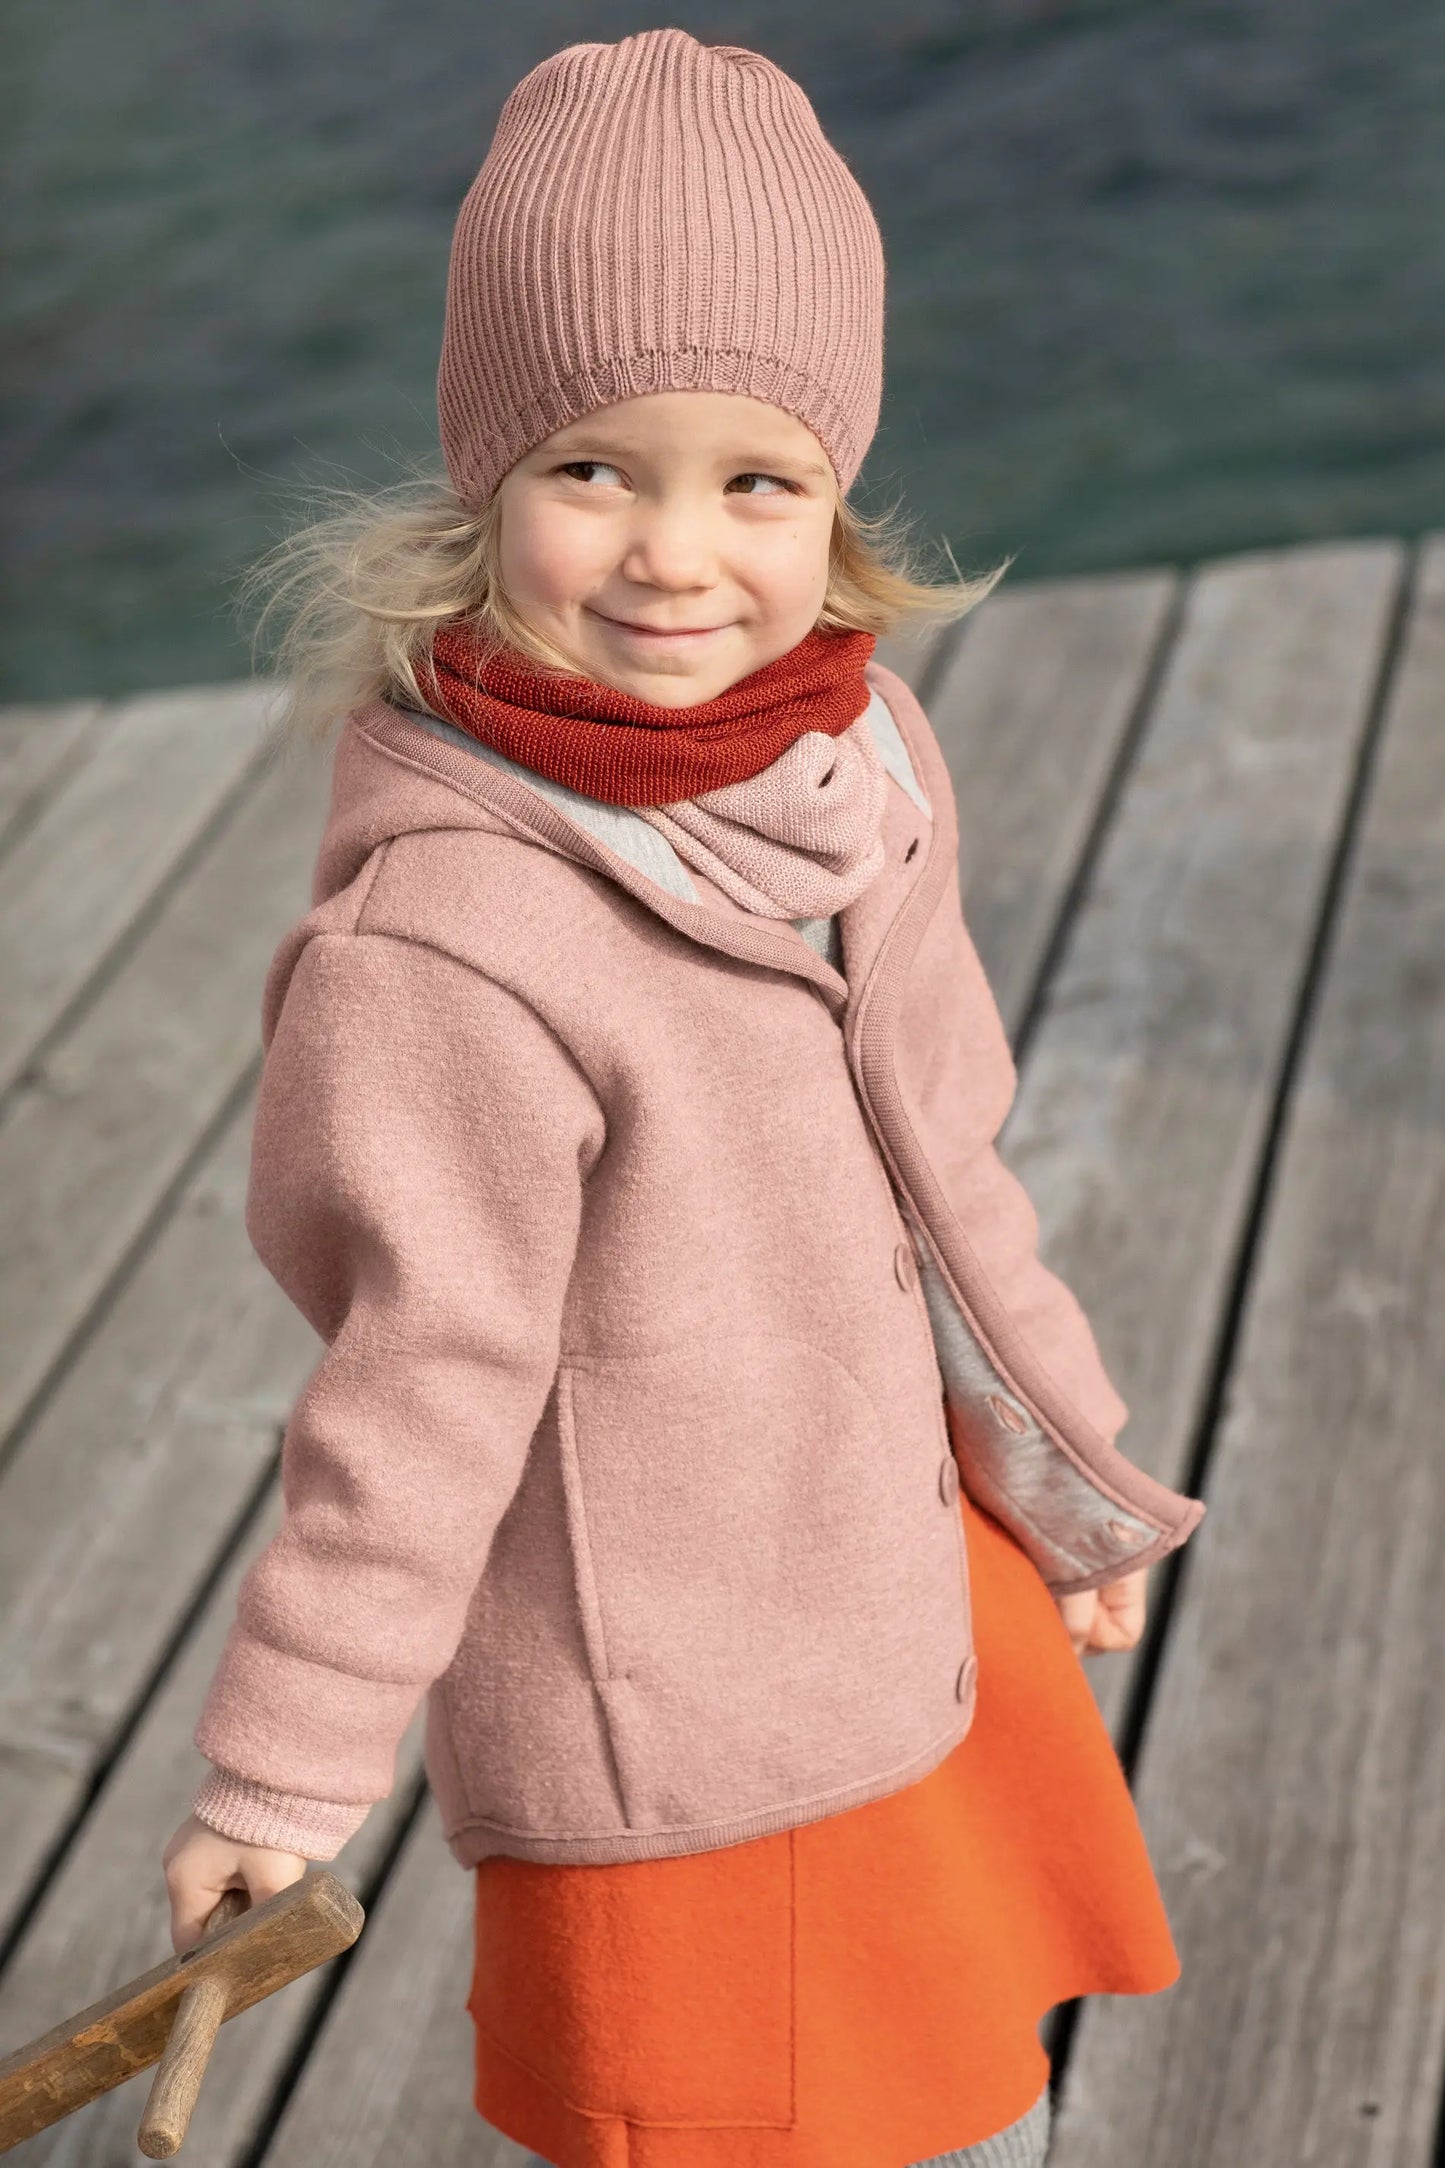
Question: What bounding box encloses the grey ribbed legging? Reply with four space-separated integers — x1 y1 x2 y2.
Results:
516 2075 1051 2166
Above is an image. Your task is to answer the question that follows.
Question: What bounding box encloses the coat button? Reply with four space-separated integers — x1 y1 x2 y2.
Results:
955 1658 973 1702
938 1455 960 1505
893 1240 917 1290
1107 1518 1138 1544
986 1392 1029 1434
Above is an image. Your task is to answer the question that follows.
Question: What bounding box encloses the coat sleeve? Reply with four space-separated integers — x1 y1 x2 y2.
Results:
189 930 604 1859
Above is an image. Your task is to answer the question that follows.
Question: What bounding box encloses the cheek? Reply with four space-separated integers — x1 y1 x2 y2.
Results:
747 511 833 612
497 500 602 606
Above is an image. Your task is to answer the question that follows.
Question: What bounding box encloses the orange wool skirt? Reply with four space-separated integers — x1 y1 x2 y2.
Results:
468 1487 1180 2168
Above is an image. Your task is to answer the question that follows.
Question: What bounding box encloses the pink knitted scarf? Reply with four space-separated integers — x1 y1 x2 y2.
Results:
637 714 888 919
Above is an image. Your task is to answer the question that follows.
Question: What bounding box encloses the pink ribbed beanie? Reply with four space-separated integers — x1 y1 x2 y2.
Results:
437 27 885 511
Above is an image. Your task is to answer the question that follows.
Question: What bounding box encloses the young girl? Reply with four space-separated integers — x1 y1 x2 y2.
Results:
162 29 1205 2168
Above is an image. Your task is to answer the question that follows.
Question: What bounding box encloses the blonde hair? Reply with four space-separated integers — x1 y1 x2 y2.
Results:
239 462 1013 746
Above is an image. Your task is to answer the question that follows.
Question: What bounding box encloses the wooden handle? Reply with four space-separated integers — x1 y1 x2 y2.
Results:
0 1873 360 2153
136 1889 249 2158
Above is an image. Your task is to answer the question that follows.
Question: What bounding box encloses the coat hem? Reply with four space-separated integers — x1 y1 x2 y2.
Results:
439 1688 977 1867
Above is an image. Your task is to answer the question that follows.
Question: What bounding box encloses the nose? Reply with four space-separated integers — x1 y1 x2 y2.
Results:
620 499 717 592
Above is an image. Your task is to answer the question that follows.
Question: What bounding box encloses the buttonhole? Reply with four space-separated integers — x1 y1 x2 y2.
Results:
986 1393 1029 1434
904 838 919 862
819 763 836 786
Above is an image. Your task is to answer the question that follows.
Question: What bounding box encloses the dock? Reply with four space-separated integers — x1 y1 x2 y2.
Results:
0 532 1441 2165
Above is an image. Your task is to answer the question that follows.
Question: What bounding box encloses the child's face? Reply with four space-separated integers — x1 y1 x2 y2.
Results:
494 391 839 706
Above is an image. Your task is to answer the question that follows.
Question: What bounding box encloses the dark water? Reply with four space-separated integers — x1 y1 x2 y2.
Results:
4 0 1443 701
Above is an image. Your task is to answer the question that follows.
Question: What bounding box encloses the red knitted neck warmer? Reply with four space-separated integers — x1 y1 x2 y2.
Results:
417 622 877 809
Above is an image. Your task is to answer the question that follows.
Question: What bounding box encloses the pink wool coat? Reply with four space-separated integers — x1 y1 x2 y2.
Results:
190 659 1205 1867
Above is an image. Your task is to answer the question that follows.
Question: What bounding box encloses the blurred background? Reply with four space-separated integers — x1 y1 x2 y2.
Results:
4 0 1444 702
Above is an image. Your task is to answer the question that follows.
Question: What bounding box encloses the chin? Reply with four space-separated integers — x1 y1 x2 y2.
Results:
599 649 741 697
622 670 725 708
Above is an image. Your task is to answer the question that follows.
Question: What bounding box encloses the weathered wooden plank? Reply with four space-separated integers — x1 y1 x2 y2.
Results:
0 1097 320 1934
996 540 1405 1744
260 1795 516 2168
1050 537 1445 2164
0 729 330 1457
0 1484 425 2168
924 566 1180 1034
0 681 273 1100
0 704 103 862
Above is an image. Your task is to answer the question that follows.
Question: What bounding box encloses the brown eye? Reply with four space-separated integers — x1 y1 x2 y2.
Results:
728 472 793 496
558 460 622 485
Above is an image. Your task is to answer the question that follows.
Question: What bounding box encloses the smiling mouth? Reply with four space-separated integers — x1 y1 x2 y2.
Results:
592 611 729 638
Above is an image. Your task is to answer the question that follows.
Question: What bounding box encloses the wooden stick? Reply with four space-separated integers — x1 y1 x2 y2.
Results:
136 1888 249 2158
0 1872 363 2153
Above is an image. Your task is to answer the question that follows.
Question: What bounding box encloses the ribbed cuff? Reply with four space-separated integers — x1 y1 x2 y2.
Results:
191 1766 373 1861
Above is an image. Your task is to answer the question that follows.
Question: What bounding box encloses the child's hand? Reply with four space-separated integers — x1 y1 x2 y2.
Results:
162 1813 308 1955
1055 1566 1148 1658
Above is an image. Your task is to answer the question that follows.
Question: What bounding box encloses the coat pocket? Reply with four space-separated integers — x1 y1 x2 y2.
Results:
555 1330 969 1833
468 1828 797 2126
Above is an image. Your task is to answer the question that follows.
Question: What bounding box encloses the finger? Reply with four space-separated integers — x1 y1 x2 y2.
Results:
241 1853 309 1906
1101 1569 1148 1616
1109 1586 1147 1627
1056 1587 1098 1661
168 1870 241 1956
1088 1608 1142 1653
